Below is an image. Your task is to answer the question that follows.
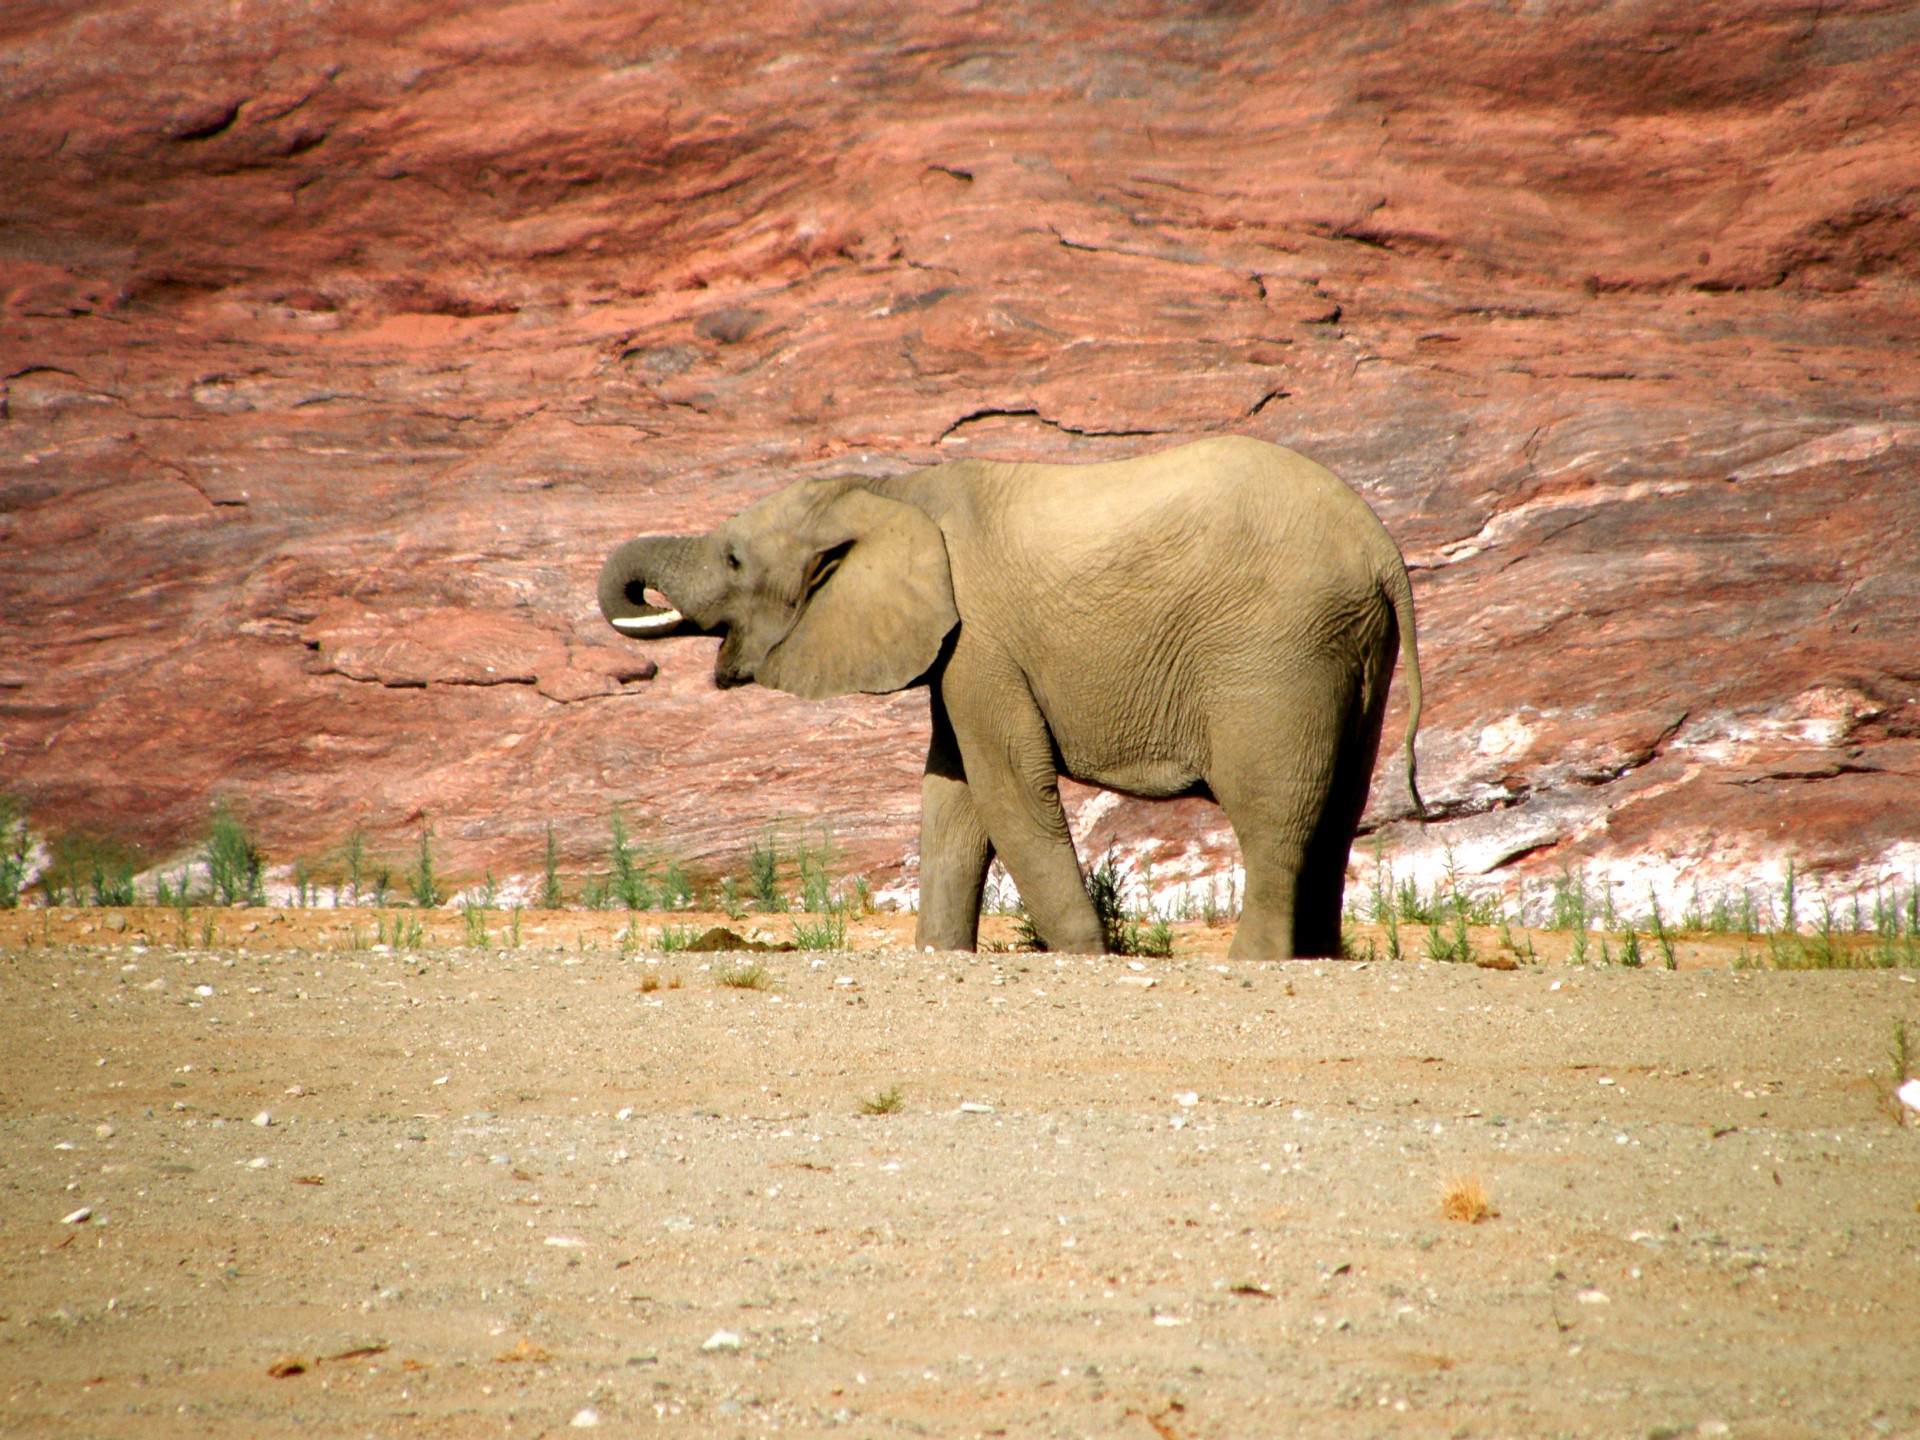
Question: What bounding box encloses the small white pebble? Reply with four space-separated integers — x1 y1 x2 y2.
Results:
1174 1092 1198 1108
570 1407 600 1428
62 1206 93 1226
702 1329 742 1352
195 984 215 997
95 1123 115 1140
252 1111 272 1128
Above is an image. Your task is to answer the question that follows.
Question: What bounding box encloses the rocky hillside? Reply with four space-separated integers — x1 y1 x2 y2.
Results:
3 0 1916 912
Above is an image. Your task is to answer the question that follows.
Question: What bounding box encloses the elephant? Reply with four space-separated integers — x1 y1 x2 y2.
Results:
597 435 1423 959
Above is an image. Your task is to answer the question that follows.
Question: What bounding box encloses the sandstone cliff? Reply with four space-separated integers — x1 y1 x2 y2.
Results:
2 1 1915 912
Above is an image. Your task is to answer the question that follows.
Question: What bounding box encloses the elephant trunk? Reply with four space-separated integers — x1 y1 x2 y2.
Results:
598 535 711 638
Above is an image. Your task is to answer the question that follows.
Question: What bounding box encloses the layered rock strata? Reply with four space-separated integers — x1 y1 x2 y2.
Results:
2 1 1915 912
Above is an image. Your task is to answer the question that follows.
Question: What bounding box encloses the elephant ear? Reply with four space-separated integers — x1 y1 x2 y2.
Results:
757 490 957 699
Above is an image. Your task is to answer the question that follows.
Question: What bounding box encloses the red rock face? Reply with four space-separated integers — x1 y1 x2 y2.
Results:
2 1 1916 911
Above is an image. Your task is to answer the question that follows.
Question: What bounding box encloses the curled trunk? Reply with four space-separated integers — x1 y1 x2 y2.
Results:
598 535 709 637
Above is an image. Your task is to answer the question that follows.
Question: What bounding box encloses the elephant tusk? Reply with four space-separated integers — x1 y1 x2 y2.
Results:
611 607 685 636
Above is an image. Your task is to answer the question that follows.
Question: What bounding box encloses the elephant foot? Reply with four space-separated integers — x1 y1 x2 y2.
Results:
913 917 979 953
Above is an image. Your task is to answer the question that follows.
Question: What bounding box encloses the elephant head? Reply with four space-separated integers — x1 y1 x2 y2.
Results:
597 480 959 699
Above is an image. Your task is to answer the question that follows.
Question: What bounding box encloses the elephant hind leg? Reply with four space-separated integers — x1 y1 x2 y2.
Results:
1209 728 1340 963
1293 670 1391 958
1209 660 1369 962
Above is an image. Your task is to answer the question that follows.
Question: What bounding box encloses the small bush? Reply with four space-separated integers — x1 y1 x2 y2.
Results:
407 821 443 909
659 858 694 910
155 867 195 911
204 803 265 907
1548 867 1590 934
656 923 697 953
608 806 653 910
340 827 369 903
798 829 836 914
749 832 783 912
1026 848 1181 957
1648 890 1677 969
541 822 564 909
1617 925 1644 968
1200 874 1240 928
49 832 140 908
0 795 31 909
860 1084 906 1115
461 902 489 949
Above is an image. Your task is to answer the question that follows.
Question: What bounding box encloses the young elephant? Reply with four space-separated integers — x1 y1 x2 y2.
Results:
598 435 1423 959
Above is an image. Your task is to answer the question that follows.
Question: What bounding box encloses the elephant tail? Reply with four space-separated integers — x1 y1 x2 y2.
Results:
1383 560 1426 818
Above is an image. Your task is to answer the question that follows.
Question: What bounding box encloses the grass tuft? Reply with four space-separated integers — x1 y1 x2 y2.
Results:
1439 1174 1498 1224
859 1084 906 1116
715 959 772 990
792 913 847 951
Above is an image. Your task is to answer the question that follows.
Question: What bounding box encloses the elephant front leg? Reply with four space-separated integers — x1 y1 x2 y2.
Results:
915 698 993 951
942 665 1105 955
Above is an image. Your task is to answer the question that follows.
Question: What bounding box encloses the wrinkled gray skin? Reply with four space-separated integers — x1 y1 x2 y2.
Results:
599 436 1423 959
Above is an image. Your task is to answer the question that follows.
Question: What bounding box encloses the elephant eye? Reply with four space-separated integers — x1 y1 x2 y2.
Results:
725 547 742 571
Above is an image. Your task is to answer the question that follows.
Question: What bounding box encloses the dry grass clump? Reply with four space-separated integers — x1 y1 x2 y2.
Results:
1439 1174 1498 1224
715 959 772 990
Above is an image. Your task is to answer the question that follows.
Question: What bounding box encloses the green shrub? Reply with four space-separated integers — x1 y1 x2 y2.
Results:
659 858 694 910
204 804 265 907
407 821 442 909
340 827 369 903
1648 890 1677 969
749 831 784 912
798 828 837 913
792 912 847 950
608 806 651 910
155 867 195 910
541 822 564 909
0 795 30 909
1082 847 1175 957
1547 867 1590 933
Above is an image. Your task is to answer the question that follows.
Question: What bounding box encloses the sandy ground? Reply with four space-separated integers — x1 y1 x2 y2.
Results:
3 911 1919 1439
